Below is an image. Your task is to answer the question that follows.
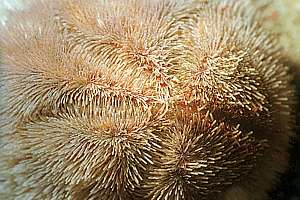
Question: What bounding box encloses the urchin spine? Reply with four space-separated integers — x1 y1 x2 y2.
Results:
0 0 295 200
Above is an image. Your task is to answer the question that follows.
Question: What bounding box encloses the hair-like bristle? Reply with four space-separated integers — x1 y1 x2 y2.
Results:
146 110 266 200
4 106 166 200
0 0 295 200
55 0 187 100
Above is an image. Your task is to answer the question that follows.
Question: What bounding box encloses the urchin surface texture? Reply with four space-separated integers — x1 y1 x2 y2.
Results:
0 0 295 200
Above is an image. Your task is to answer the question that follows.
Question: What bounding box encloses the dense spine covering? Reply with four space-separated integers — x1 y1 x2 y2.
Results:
0 0 295 200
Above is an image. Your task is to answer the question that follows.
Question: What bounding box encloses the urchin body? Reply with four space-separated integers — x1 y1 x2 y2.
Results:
0 0 295 200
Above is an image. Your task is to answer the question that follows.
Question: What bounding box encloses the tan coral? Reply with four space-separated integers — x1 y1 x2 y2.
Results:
0 0 295 200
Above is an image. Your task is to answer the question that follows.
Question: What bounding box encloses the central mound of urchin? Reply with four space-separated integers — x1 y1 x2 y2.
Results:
0 0 294 200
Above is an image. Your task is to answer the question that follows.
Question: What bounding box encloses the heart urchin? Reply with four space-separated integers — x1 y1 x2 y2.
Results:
0 0 295 200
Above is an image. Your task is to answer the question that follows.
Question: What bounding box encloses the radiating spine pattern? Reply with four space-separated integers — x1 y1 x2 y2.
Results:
0 0 295 200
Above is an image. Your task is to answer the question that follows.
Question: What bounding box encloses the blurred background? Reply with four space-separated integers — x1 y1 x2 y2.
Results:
0 0 299 199
256 1 300 199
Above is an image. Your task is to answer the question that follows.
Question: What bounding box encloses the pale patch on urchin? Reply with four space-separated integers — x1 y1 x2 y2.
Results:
0 0 295 200
0 0 25 26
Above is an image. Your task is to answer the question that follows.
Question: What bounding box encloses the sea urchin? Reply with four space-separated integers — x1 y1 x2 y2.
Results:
0 0 295 200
